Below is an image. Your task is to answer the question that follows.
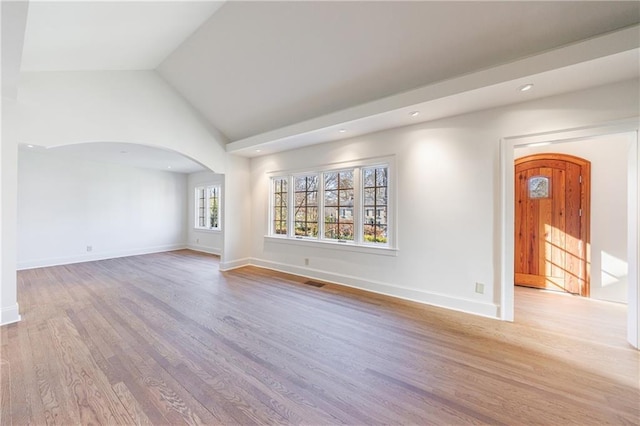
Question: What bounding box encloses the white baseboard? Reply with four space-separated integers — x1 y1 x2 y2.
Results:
250 258 500 319
1 303 21 326
219 257 251 271
17 244 187 270
186 244 222 256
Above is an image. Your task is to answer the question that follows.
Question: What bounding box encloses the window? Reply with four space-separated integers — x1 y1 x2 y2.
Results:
362 166 388 243
294 175 319 237
273 177 288 235
195 185 221 230
269 161 392 248
528 176 550 199
324 170 354 241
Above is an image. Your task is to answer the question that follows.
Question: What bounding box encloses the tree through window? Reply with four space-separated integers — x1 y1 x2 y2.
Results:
363 167 388 243
270 162 391 247
195 185 221 230
324 170 354 240
294 175 318 237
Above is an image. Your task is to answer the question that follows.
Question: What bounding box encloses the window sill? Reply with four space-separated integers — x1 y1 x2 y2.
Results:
264 235 398 256
194 228 222 234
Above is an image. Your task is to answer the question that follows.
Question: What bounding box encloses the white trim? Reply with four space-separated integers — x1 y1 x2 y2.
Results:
250 258 499 318
266 155 395 177
628 132 640 348
186 244 221 256
0 304 21 326
219 257 251 272
192 228 222 234
17 244 186 270
500 119 640 349
264 235 398 256
194 184 222 231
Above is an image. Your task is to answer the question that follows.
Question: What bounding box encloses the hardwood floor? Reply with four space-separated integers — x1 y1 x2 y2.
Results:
1 250 638 425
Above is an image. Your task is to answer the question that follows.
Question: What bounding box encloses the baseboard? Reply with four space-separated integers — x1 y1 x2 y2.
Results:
186 244 222 256
1 303 21 326
249 258 500 319
219 257 251 272
17 244 187 270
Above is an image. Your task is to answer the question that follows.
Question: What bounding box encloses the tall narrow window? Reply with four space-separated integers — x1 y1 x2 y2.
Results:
324 170 354 241
294 175 319 237
272 177 288 235
362 166 388 244
196 187 206 228
195 185 221 230
208 186 220 228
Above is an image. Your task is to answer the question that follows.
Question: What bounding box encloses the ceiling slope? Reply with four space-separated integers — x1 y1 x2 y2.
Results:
21 1 225 71
158 1 640 143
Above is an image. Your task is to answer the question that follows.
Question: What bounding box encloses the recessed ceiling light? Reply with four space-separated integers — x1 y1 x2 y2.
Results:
339 129 347 133
27 144 34 148
409 111 420 117
167 165 172 169
519 83 534 92
255 149 262 153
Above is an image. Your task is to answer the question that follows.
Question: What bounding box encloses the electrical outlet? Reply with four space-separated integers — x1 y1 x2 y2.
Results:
475 282 484 294
304 258 309 266
86 246 93 252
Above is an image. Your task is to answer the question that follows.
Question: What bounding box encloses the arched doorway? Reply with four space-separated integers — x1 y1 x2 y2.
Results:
514 153 591 296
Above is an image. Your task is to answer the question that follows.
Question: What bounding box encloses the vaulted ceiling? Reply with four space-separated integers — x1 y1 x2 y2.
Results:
158 1 640 142
4 1 640 161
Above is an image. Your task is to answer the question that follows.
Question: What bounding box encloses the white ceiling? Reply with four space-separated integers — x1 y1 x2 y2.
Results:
8 1 640 166
21 1 225 71
159 1 640 142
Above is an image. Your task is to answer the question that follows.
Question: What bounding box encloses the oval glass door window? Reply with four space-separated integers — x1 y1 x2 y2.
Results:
528 176 550 199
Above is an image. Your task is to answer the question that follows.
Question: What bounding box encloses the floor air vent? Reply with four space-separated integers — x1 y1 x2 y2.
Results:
304 280 326 288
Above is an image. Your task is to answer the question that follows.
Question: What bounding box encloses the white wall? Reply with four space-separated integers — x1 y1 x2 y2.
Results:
187 171 223 255
1 70 229 325
2 97 21 325
14 71 228 172
17 149 188 269
249 79 640 318
516 134 630 303
220 154 251 270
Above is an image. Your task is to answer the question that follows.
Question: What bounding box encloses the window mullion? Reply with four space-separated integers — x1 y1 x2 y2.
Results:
353 168 362 244
208 186 212 230
288 175 294 237
318 172 325 240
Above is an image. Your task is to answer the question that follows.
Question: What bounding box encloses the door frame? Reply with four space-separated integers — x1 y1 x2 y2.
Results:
514 153 591 297
499 118 640 349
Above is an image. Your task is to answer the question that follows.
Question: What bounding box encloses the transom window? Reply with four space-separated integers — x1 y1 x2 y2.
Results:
269 161 392 247
195 185 221 230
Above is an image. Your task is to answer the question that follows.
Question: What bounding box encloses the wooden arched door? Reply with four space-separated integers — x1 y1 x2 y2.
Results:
515 154 591 296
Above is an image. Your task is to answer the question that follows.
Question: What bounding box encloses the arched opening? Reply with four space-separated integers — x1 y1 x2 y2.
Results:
17 141 224 270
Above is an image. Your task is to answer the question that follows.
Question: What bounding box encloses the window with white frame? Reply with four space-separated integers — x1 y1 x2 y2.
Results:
269 161 391 247
324 169 354 241
195 185 221 230
273 177 288 235
362 166 388 243
294 175 319 237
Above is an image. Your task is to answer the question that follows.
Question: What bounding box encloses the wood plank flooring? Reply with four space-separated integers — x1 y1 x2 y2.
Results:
1 250 638 425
